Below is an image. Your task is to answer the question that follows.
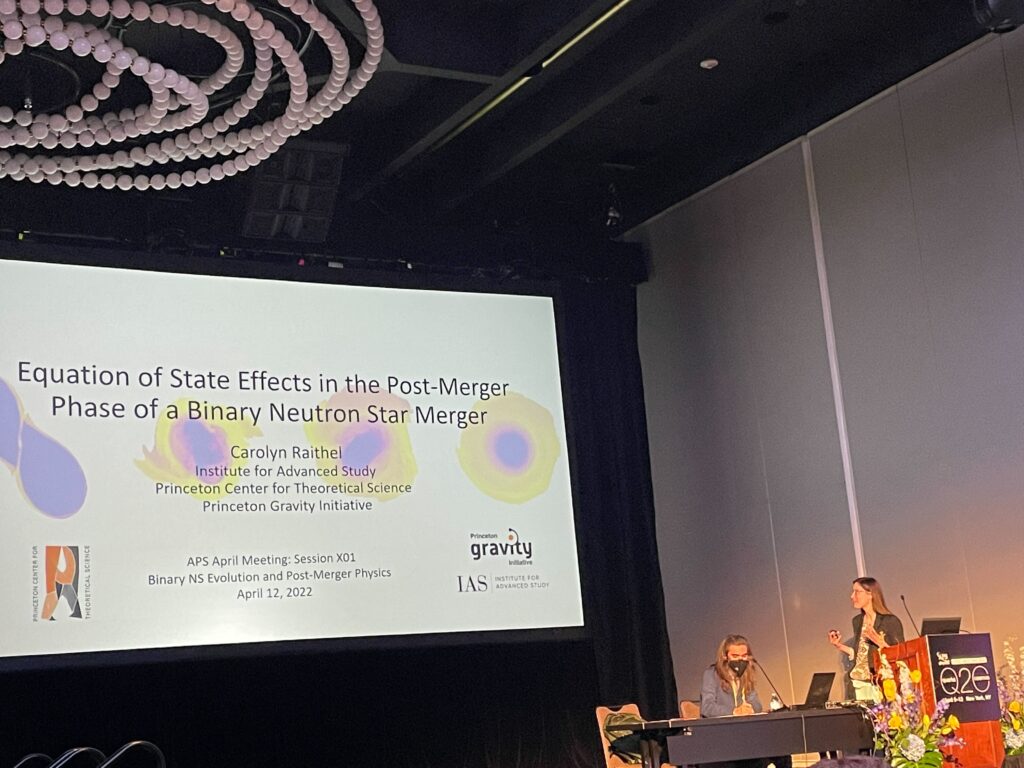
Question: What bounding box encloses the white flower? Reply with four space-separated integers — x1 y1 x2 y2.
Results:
901 734 927 762
1007 730 1024 750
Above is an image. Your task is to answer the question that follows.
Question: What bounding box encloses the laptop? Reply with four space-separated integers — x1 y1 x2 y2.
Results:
920 617 961 635
788 672 835 711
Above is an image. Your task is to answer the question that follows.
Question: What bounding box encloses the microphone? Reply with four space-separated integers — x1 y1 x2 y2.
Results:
900 594 921 638
751 658 788 710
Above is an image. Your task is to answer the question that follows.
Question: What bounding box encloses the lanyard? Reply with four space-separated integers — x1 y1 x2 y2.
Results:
731 679 745 707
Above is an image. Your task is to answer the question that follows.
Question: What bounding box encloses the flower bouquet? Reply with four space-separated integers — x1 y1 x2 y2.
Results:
998 637 1024 756
868 654 964 768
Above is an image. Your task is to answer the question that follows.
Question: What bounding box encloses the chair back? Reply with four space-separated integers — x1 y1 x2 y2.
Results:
678 700 701 719
595 704 642 768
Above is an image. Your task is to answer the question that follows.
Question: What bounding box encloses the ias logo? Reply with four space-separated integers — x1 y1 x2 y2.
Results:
457 574 488 593
38 546 84 620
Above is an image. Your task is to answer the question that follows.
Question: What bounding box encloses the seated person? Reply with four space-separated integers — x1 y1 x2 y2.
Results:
701 633 761 717
700 634 792 768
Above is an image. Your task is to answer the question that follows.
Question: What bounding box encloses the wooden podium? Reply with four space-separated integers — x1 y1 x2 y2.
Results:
882 634 1004 768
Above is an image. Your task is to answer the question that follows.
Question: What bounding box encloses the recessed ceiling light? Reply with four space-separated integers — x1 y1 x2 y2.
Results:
699 58 719 70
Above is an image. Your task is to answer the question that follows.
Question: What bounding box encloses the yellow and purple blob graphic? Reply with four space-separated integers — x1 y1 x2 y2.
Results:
1 377 87 518
303 392 417 501
136 398 261 499
457 392 560 504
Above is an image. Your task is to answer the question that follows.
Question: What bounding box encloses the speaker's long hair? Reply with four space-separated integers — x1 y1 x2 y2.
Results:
854 576 894 615
714 634 757 693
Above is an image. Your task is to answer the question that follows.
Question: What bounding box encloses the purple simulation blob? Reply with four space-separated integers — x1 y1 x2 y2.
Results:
172 419 229 475
18 423 87 518
492 429 532 472
341 428 385 470
0 378 20 466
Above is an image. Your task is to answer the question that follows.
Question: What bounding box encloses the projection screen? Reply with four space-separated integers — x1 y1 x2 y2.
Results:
0 255 584 662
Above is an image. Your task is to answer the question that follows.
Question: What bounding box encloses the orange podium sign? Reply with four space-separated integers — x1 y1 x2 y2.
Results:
882 634 1004 768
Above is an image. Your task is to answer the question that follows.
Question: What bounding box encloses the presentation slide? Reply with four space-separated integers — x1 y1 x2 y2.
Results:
0 257 583 660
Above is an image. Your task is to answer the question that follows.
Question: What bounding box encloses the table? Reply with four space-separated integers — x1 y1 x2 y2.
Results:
611 707 874 768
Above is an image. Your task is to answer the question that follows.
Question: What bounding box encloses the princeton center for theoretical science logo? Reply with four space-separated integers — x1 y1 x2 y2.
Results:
31 545 91 621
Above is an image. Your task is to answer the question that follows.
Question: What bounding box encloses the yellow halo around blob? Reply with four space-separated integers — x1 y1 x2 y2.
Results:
456 392 560 504
302 391 417 501
136 398 262 500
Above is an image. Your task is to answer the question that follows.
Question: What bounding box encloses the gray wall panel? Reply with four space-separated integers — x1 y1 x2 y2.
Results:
728 147 855 699
636 28 1024 715
898 39 1024 637
810 89 966 629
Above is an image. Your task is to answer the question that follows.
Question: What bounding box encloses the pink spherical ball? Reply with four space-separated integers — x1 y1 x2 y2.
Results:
129 55 149 75
3 20 24 40
23 24 45 45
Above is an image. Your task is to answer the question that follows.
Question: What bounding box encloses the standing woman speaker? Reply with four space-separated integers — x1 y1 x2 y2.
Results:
827 576 905 702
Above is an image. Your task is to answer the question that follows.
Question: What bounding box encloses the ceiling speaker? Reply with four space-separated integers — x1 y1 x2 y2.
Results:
241 140 348 243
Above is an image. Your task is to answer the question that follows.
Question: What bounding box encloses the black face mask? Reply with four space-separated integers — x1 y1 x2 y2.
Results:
727 659 749 677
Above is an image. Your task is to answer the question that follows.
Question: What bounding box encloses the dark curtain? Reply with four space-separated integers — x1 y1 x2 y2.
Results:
558 280 678 720
0 275 676 768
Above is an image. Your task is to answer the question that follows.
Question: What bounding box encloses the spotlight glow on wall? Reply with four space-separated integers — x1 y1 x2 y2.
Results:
0 0 381 190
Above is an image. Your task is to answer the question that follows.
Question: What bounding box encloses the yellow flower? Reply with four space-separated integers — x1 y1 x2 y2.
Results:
922 715 931 730
1010 701 1023 714
1012 718 1021 730
910 669 922 684
889 713 904 729
883 679 898 701
947 715 960 730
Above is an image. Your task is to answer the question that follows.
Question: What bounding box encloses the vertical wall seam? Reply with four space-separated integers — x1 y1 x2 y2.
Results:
801 138 867 577
756 421 796 701
1000 38 1024 192
726 178 797 701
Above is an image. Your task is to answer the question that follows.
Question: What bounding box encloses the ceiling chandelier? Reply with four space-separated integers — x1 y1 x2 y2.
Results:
0 0 381 189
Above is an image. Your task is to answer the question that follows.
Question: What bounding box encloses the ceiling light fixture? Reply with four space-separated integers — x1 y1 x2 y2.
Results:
432 0 635 151
699 58 718 70
0 0 382 190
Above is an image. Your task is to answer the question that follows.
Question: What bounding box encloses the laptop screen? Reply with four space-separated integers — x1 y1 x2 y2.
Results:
804 672 836 706
920 617 961 635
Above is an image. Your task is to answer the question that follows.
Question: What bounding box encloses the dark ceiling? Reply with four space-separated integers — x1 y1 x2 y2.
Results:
0 0 989 277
